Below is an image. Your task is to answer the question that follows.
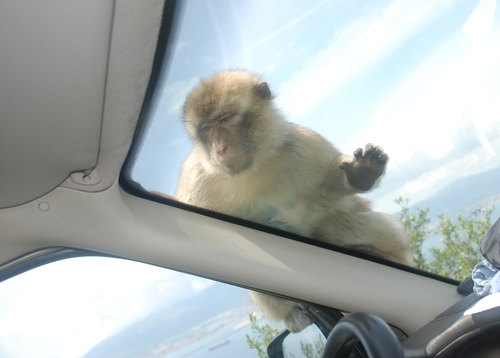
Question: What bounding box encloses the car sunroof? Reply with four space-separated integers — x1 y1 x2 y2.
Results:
123 0 500 282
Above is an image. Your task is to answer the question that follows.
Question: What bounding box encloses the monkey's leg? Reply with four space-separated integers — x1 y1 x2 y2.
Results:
248 291 313 333
356 211 414 265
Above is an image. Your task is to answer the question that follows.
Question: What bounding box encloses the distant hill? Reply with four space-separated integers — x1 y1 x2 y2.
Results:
411 166 500 220
83 282 251 358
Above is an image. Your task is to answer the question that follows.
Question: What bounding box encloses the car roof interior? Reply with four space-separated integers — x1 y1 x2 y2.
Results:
3 1 498 356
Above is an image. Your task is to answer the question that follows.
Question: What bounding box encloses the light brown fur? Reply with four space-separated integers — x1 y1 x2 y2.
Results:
175 70 412 332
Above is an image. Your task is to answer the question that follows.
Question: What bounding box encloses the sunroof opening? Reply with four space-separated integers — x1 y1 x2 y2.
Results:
126 0 500 283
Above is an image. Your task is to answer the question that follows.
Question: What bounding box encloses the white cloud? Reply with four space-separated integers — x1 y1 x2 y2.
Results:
370 136 500 213
466 97 500 157
0 257 207 358
275 0 456 121
342 7 500 210
292 1 499 211
157 274 214 303
462 0 496 46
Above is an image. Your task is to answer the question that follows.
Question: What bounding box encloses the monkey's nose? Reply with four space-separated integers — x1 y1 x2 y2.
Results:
215 145 227 155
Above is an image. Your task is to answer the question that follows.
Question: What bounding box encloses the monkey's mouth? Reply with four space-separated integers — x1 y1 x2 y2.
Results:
212 152 252 174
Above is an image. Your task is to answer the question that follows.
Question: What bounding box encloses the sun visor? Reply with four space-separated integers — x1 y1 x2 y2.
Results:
0 0 114 208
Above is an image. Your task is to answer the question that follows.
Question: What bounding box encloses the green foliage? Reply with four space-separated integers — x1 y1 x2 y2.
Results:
396 197 494 281
429 207 492 279
246 314 325 358
395 197 431 272
246 313 279 358
296 333 325 358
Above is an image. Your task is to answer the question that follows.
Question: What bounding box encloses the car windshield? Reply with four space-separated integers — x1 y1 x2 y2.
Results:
0 256 287 358
132 0 500 281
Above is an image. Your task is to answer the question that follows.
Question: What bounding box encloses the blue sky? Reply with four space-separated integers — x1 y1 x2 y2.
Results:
134 0 500 213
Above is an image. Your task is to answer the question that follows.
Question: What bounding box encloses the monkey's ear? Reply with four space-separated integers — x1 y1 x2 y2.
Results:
255 82 272 100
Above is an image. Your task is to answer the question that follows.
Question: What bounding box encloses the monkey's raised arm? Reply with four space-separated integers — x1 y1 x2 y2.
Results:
286 127 387 196
323 143 388 195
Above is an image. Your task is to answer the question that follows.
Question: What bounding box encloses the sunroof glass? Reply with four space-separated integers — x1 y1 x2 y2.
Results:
130 0 500 281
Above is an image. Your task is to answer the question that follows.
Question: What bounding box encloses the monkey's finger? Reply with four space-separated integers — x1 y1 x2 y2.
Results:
365 144 383 158
339 161 353 171
373 146 384 157
363 143 374 156
378 153 389 165
353 148 363 158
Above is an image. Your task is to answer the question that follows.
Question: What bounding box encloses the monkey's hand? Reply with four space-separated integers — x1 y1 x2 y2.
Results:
339 143 388 191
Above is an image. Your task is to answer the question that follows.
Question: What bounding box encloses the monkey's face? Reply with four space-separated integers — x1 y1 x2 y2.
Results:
183 71 273 175
195 110 256 174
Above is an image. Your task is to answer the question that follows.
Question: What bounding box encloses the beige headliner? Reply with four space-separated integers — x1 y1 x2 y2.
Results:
0 181 462 335
0 0 163 208
0 0 462 337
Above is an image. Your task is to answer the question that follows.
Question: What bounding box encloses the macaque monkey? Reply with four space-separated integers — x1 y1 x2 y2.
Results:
175 70 412 332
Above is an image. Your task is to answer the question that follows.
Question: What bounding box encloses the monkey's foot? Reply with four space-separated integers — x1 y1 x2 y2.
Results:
284 304 313 333
339 143 388 191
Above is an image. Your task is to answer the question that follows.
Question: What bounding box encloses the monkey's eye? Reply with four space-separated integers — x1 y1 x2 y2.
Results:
216 113 235 124
198 122 212 134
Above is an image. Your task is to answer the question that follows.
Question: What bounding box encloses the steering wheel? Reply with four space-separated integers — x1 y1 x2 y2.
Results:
320 312 404 358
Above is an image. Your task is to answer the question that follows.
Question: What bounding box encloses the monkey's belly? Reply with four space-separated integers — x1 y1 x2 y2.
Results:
238 200 308 236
